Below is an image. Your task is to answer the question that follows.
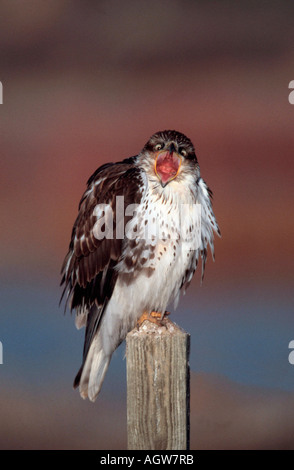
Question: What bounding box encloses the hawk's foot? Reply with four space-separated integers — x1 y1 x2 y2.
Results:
137 310 170 329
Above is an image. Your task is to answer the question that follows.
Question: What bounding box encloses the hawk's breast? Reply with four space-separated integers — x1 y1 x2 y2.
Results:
114 181 200 315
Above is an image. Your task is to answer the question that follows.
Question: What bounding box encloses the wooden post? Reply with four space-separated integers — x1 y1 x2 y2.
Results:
126 318 190 450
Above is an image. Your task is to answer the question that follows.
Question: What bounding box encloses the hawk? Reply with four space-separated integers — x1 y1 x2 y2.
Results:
60 130 220 402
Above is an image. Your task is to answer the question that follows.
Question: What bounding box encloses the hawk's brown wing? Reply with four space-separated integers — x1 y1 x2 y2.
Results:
60 158 145 317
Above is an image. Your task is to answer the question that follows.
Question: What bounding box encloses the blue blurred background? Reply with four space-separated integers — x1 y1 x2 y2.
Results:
1 0 294 449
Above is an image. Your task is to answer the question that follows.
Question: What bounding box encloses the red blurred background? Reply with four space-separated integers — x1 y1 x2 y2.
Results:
1 0 294 449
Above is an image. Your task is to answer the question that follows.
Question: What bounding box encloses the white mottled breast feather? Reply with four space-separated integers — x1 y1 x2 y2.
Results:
99 177 201 353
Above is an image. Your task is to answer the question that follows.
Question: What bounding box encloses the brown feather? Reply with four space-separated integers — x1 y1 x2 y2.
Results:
60 158 145 312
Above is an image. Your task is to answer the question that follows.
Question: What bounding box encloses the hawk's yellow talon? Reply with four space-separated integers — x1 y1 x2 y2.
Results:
137 311 170 328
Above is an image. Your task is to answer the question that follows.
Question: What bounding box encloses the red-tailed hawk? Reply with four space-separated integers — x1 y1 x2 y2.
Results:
60 130 220 402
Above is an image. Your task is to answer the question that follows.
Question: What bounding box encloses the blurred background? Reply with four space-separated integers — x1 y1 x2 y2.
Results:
1 0 294 449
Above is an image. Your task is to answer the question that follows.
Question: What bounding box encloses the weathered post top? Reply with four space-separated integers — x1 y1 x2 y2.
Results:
126 318 190 450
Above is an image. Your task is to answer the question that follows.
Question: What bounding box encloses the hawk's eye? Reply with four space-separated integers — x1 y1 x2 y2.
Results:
179 148 187 157
155 143 164 151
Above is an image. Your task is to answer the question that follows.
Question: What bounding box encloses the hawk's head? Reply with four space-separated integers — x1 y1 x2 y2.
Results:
139 130 199 188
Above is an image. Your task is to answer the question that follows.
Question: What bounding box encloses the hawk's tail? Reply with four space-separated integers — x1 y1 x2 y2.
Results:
73 334 111 402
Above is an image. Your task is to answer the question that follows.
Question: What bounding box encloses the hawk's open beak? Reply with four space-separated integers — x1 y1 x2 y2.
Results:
154 150 182 187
